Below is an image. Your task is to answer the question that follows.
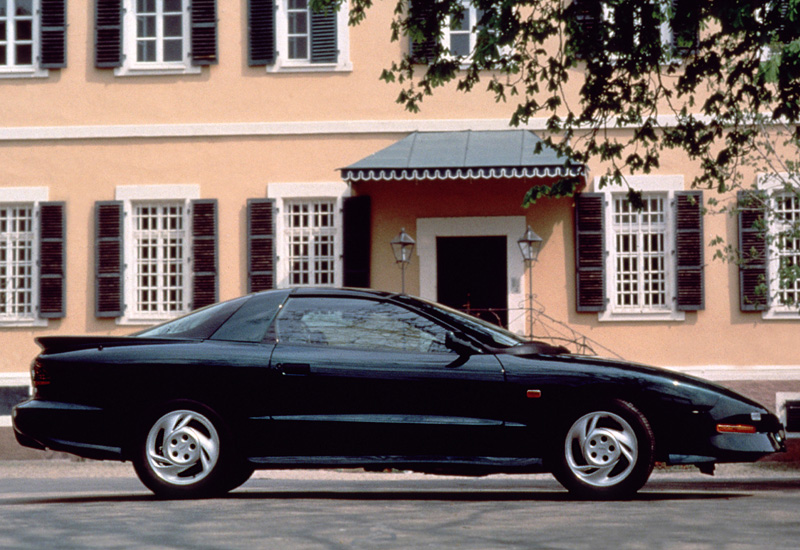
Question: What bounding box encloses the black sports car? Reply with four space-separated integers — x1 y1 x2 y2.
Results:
13 288 785 499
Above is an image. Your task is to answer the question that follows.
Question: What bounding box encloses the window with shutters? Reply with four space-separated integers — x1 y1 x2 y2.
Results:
105 185 217 324
117 0 200 75
757 174 800 320
409 0 486 63
0 0 52 77
267 182 347 288
593 176 698 321
568 0 699 61
253 0 351 71
0 188 62 326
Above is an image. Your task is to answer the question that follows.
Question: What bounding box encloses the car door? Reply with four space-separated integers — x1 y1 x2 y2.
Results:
262 295 511 458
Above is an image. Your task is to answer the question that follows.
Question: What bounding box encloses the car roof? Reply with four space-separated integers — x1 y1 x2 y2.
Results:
285 287 399 300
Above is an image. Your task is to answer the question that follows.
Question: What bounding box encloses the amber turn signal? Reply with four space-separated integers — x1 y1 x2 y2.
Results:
716 424 757 434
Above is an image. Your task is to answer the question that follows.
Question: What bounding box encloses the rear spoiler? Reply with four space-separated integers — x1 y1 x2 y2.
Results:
36 336 193 354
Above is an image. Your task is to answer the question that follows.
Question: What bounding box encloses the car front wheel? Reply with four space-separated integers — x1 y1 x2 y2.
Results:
133 403 232 498
551 399 655 499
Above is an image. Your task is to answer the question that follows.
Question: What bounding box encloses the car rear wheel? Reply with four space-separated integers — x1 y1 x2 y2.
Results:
133 403 233 498
551 399 655 499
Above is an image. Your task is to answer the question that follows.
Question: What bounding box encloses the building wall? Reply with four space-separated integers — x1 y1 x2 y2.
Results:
1 1 799 428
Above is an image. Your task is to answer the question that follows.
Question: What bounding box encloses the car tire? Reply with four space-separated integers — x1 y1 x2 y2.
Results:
132 402 235 499
221 461 255 493
551 399 655 499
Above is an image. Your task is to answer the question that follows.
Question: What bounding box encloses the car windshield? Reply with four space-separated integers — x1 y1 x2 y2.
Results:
132 297 249 339
405 296 526 348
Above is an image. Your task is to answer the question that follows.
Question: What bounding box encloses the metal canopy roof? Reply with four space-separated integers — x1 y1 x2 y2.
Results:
341 130 585 183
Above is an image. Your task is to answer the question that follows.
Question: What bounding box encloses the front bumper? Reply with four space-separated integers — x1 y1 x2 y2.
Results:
12 399 124 461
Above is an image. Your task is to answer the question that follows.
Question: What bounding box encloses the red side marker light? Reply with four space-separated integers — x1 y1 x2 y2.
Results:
526 390 542 399
717 424 757 434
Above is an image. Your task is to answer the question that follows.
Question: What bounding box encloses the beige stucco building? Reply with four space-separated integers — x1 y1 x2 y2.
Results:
1 0 799 441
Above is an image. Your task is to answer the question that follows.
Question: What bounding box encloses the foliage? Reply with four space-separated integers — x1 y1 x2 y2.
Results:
314 0 800 306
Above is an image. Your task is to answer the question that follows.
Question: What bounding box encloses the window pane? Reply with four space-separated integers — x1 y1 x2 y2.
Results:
15 19 30 41
163 38 182 61
15 0 32 16
15 43 30 64
138 40 156 62
164 0 181 12
449 34 470 57
164 14 182 38
0 45 6 66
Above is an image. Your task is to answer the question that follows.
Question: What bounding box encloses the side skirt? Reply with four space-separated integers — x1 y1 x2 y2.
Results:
247 455 546 476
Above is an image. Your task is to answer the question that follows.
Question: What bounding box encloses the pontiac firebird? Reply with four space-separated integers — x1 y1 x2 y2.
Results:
13 288 785 499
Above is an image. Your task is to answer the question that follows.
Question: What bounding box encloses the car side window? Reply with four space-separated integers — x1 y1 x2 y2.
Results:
275 297 452 354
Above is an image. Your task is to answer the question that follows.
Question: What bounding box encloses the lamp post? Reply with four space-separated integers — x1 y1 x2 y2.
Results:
517 226 543 340
391 228 416 294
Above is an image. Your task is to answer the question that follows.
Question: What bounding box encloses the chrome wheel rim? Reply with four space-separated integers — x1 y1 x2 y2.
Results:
564 411 638 488
145 410 220 486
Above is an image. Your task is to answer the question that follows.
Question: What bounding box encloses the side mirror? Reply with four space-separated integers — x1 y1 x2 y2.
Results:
445 331 478 356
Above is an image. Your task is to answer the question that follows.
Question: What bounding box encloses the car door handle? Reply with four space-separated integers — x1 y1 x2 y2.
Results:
277 363 311 376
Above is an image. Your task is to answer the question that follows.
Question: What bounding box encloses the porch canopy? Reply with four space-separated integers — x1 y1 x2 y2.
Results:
341 129 585 183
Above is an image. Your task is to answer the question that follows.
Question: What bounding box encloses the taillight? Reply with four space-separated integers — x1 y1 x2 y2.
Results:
31 358 51 389
716 424 757 434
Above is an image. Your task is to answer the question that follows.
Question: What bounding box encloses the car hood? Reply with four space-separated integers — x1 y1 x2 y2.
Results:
498 349 768 412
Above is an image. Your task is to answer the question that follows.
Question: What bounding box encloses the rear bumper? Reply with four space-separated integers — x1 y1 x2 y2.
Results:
12 399 124 461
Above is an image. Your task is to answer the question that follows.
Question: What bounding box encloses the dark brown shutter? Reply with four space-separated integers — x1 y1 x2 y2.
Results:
247 199 276 292
675 191 704 310
95 201 124 317
40 0 68 68
191 200 218 309
191 0 218 65
566 0 602 60
575 193 606 312
95 0 123 68
248 0 276 65
738 191 769 311
310 7 337 63
39 202 66 318
671 0 699 57
343 196 371 288
408 1 436 63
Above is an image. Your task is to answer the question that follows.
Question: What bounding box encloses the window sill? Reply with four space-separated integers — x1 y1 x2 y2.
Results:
114 63 202 77
266 60 353 74
598 310 686 322
0 318 49 328
0 67 49 79
762 309 800 321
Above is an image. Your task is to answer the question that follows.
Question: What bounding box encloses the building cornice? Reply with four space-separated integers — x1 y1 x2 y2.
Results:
0 115 701 142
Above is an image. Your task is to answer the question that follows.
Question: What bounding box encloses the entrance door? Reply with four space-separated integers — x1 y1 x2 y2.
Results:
436 236 508 327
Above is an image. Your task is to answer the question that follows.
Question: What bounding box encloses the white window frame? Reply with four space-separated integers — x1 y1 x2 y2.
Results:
0 187 48 327
267 182 349 288
599 0 685 63
0 0 48 79
598 176 686 322
116 0 201 77
758 173 800 320
116 184 199 325
268 0 352 73
443 1 481 58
